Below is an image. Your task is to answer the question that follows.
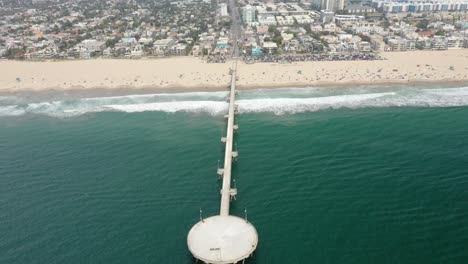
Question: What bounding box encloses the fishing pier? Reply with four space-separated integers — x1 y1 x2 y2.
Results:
187 62 258 264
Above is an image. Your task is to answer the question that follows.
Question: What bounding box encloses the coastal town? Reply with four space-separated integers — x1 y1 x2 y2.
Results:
0 0 467 61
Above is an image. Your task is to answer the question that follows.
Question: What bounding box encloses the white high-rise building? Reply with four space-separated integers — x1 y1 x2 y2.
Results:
242 5 257 24
321 0 345 12
218 3 228 17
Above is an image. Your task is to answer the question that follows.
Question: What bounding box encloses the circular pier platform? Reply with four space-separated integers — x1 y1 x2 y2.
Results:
187 215 258 264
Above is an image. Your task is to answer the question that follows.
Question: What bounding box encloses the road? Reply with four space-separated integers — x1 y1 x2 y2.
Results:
227 0 243 58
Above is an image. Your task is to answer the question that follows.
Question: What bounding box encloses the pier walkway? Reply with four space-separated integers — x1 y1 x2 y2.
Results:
219 61 238 216
187 62 258 264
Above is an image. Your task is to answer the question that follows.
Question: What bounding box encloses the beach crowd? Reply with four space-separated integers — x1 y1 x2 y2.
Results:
206 53 384 63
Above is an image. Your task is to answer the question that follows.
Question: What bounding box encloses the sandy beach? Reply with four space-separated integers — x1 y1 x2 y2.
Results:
0 50 467 93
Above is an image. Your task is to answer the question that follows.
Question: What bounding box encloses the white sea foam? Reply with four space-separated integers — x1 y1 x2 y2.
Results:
0 105 26 117
1 87 468 117
104 101 228 115
238 92 396 114
423 86 468 96
83 91 229 102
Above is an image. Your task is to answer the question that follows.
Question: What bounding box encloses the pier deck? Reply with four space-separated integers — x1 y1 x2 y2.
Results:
219 62 237 216
187 62 258 264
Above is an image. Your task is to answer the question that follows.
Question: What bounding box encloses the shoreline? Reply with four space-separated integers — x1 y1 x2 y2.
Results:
1 79 467 98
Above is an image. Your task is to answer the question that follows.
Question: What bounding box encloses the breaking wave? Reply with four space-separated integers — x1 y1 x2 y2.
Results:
1 86 468 117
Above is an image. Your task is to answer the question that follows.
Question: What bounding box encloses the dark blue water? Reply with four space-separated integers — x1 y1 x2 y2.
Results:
1 86 468 263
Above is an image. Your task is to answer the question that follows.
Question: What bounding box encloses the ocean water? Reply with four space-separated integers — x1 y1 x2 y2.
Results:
1 85 468 263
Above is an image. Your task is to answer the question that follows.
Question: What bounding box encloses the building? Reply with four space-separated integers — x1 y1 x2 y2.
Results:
406 39 417 50
370 35 385 51
138 37 153 46
118 37 138 47
335 15 365 23
242 5 257 24
130 44 144 57
432 36 448 50
191 45 200 56
386 37 416 51
153 38 176 56
0 47 7 57
262 41 278 54
216 37 229 47
213 37 229 55
256 25 269 34
373 0 468 14
345 4 377 14
252 47 263 56
447 36 463 48
320 10 335 24
170 43 187 56
360 41 372 52
387 38 406 51
323 23 337 32
417 37 433 50
218 3 228 17
257 11 277 26
321 0 345 12
73 39 106 58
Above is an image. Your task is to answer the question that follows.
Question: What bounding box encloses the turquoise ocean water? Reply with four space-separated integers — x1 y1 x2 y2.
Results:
1 85 468 263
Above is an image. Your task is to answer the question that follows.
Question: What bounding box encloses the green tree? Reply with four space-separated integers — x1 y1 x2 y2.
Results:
106 38 119 48
322 40 329 47
359 34 371 42
64 21 73 29
53 24 60 34
268 25 276 33
311 33 321 41
272 35 283 46
416 19 429 30
5 48 25 59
